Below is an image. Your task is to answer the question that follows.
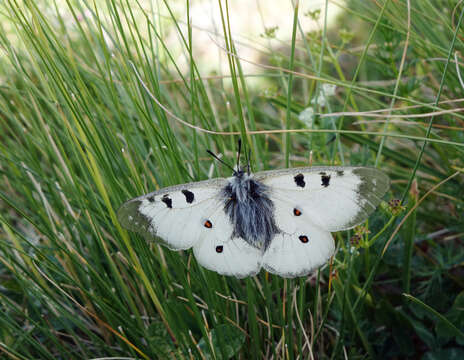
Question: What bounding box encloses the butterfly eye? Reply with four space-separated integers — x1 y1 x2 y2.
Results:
293 208 302 216
215 245 223 253
299 235 309 243
204 220 213 228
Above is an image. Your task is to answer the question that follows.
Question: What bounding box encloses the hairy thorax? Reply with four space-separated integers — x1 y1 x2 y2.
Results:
222 172 280 251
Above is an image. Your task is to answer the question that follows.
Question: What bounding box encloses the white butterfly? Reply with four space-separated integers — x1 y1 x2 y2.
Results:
117 151 389 278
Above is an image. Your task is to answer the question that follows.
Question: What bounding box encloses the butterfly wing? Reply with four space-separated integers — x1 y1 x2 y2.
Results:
117 178 262 277
263 214 334 278
258 166 389 277
117 178 226 250
256 166 389 232
261 194 334 277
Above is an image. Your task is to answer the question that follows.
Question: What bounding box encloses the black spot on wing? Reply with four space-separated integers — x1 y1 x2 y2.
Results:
294 173 305 188
161 195 172 208
336 170 344 176
148 196 155 202
299 235 309 243
321 174 331 187
181 189 194 203
215 245 223 253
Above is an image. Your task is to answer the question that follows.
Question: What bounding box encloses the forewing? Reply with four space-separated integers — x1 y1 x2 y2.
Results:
263 205 335 278
117 178 226 250
256 166 389 232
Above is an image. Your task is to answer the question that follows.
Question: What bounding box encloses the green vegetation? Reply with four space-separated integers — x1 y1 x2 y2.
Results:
1 0 463 358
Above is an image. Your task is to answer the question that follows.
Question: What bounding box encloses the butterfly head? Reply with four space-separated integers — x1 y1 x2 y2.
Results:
232 166 249 178
228 169 262 204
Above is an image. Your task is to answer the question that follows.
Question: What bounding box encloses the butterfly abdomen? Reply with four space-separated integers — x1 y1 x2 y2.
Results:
222 173 280 251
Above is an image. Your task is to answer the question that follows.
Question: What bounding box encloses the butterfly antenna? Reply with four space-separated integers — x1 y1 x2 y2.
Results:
206 150 235 172
236 139 242 171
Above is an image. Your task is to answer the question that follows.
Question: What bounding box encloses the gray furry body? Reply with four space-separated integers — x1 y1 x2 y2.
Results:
222 171 280 250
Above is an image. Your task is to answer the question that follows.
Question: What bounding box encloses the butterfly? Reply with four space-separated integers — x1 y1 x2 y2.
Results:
117 143 389 278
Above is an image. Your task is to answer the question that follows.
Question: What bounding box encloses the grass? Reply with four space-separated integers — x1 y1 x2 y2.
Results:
1 0 464 358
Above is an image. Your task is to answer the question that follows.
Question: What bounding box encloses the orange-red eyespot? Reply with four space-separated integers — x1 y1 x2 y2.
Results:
299 235 309 243
215 245 223 253
293 208 302 216
204 220 212 228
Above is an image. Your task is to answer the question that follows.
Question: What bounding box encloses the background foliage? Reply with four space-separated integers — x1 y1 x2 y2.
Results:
1 0 463 358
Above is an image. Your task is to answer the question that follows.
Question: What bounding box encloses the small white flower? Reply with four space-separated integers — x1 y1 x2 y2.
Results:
311 83 337 107
322 83 336 96
298 107 314 127
349 246 359 255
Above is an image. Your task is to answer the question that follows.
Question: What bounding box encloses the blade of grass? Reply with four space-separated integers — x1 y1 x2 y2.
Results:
400 4 464 202
284 0 299 167
403 293 464 340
